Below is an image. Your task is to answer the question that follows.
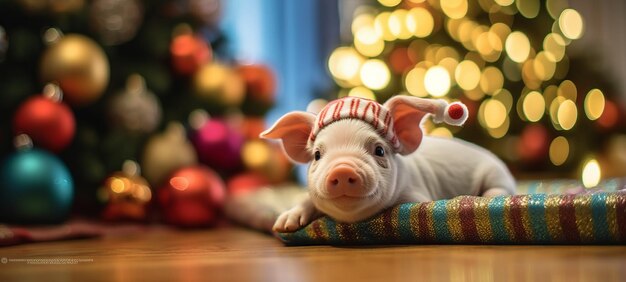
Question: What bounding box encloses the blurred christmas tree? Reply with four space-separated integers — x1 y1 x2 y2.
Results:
0 0 290 222
326 0 626 183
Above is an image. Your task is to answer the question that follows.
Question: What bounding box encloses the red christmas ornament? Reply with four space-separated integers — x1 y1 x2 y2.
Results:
226 172 270 196
100 161 152 222
388 47 413 75
170 33 212 76
518 124 549 163
13 86 75 152
239 117 266 140
158 165 225 227
597 100 620 130
237 64 276 105
191 118 244 173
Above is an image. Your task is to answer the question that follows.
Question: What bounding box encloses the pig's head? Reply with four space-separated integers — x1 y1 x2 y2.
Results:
261 96 468 222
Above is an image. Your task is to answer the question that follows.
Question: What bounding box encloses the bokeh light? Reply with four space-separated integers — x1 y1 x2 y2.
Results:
549 136 569 166
493 89 514 113
455 60 481 90
547 0 569 19
522 91 545 122
354 26 385 57
405 67 428 97
352 13 375 35
557 80 577 102
495 0 514 6
348 86 376 100
378 0 401 7
441 0 468 19
543 33 566 61
487 116 510 139
582 158 601 188
374 12 395 41
406 8 434 38
483 99 508 129
360 59 391 90
584 88 605 121
328 47 363 85
516 0 540 19
559 9 584 40
242 140 270 170
388 9 412 40
534 51 557 81
557 99 577 130
479 66 504 95
424 66 451 97
505 31 530 63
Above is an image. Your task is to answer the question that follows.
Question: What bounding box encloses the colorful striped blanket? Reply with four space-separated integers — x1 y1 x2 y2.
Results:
277 180 626 245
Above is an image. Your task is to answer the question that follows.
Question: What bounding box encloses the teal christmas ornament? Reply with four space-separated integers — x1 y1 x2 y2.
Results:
0 135 74 224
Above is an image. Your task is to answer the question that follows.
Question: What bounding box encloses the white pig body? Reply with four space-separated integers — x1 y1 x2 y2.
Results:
261 96 516 232
395 135 515 203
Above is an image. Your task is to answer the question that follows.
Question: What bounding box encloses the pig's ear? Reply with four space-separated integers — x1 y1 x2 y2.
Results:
260 111 316 163
384 95 468 155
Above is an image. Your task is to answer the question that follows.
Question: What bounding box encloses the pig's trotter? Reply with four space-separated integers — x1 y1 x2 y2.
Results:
273 198 322 233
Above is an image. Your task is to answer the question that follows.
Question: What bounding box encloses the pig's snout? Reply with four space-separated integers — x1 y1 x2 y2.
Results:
325 164 366 198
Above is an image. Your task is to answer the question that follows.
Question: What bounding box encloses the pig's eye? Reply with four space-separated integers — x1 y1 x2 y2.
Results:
314 150 321 161
374 146 385 157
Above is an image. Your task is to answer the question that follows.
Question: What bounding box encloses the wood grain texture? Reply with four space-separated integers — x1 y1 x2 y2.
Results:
0 227 625 282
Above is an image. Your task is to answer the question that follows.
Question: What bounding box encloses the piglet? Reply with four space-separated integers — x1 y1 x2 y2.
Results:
261 96 515 232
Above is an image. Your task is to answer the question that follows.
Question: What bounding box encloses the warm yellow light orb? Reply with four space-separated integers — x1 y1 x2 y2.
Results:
484 99 508 129
549 136 569 166
388 9 412 40
584 89 605 120
557 80 577 102
479 67 504 95
516 0 540 19
559 9 584 40
424 66 451 97
582 158 601 188
351 13 375 36
543 33 566 61
360 59 391 90
328 47 363 83
242 140 270 169
406 8 434 38
348 86 376 100
534 51 557 81
487 117 509 139
354 26 385 57
523 91 545 122
405 67 428 97
557 99 577 130
374 12 395 41
378 0 402 7
441 0 468 19
495 0 514 6
455 60 481 90
505 31 531 63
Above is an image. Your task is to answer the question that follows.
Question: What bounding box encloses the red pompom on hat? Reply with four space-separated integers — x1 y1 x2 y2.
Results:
308 96 468 151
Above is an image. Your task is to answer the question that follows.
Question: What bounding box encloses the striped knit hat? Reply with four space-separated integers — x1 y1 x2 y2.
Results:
308 96 468 151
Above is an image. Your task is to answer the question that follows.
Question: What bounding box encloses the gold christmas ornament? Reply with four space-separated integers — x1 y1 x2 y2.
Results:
99 160 152 221
40 31 110 106
141 122 198 186
194 62 245 107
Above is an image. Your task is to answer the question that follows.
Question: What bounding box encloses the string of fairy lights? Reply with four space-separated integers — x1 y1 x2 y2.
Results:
326 0 611 186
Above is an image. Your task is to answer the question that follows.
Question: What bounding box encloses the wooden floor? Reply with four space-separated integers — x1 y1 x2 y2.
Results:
1 227 625 282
